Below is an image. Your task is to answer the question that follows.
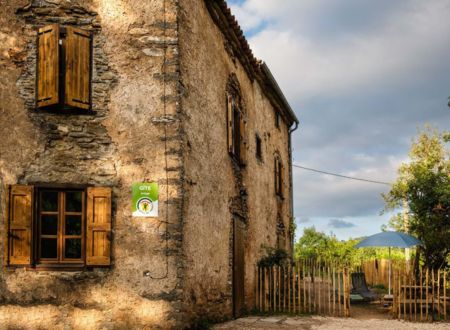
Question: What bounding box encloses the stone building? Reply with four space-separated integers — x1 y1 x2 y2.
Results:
0 0 298 328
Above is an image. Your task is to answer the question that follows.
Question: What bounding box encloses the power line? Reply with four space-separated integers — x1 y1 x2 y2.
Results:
293 164 392 186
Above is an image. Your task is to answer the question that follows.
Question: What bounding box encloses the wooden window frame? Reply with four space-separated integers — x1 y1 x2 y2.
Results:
36 189 85 266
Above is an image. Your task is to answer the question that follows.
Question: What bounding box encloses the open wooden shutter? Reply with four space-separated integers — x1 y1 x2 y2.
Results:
7 185 33 266
65 27 92 110
275 157 280 195
279 161 284 196
239 114 247 165
86 187 111 266
227 94 233 154
37 24 59 108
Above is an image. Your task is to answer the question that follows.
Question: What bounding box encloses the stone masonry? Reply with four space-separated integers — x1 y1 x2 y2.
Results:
0 0 298 328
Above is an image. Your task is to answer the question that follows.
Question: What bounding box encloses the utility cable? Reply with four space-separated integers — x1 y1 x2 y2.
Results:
293 164 392 186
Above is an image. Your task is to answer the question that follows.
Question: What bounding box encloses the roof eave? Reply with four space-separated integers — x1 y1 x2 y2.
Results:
204 0 299 128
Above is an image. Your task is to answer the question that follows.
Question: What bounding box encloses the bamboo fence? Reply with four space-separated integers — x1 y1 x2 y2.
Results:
256 259 449 323
256 259 351 317
393 266 448 322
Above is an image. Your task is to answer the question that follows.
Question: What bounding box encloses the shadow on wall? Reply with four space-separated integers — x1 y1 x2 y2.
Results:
0 285 174 329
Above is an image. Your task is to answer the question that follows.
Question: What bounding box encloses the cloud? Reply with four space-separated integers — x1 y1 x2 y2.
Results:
292 155 403 218
229 0 450 240
298 216 311 224
328 219 356 229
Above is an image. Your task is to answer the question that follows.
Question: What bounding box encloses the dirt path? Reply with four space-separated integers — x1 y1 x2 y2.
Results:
350 302 391 320
213 316 450 329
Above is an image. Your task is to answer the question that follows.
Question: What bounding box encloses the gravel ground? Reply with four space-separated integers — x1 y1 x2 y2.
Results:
213 316 450 329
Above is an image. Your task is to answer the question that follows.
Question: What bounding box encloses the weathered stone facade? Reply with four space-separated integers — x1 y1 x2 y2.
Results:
0 0 298 328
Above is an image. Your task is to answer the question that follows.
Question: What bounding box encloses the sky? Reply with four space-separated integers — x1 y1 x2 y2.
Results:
228 0 450 240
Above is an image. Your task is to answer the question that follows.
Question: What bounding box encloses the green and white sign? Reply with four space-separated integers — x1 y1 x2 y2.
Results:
132 182 159 217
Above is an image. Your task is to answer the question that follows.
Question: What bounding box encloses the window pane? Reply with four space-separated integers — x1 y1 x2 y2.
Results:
41 191 58 211
41 239 57 258
66 191 82 212
65 239 82 259
41 215 58 235
65 215 82 235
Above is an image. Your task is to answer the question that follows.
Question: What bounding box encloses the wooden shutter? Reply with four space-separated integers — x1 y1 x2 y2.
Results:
7 185 33 266
239 114 247 165
227 94 233 154
275 157 280 195
65 27 92 110
37 24 59 108
279 161 284 196
86 187 111 266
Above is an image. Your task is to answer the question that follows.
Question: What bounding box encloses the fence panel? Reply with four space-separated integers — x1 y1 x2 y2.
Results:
256 259 350 317
256 259 448 323
393 266 449 322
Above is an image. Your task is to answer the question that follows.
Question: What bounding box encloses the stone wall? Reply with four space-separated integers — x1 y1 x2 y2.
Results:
179 0 293 323
0 0 295 327
0 0 185 328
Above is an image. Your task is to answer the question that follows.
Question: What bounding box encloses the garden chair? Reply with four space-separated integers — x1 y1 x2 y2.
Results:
351 272 378 301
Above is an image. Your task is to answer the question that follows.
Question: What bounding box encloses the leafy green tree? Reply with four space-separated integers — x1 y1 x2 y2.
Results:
294 227 378 266
381 213 405 233
294 227 331 260
383 127 450 269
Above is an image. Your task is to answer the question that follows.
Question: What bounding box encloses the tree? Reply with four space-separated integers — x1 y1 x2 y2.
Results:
294 227 378 266
383 127 450 269
295 227 331 260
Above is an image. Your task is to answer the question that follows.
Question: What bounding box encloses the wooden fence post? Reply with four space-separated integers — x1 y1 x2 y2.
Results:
437 268 441 320
318 261 321 314
327 265 331 315
297 261 301 314
392 268 396 318
425 268 429 321
308 259 312 314
444 270 447 321
431 268 435 318
343 267 350 317
420 266 423 322
409 271 412 321
278 265 281 312
288 264 291 313
338 268 342 317
304 259 307 314
272 266 276 312
398 269 402 320
283 266 286 312
265 267 269 312
331 263 336 316
414 268 417 322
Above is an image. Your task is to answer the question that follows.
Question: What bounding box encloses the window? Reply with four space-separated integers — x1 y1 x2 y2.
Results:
6 185 111 268
227 92 247 165
255 134 262 161
275 112 280 129
274 155 283 197
38 190 84 263
36 24 92 111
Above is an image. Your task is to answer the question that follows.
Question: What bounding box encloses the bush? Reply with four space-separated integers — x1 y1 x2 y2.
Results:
257 247 290 267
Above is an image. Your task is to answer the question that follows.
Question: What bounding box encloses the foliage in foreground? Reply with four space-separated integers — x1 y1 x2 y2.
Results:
257 246 290 267
383 127 450 269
